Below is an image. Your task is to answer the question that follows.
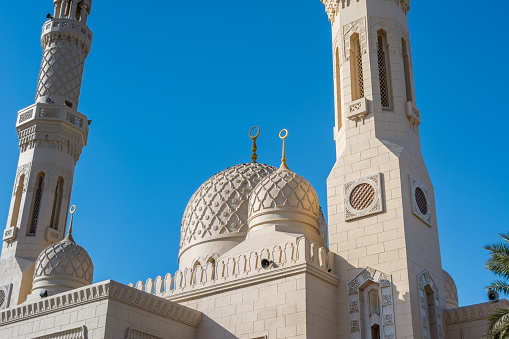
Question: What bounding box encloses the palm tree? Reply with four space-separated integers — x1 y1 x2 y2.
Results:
484 232 509 338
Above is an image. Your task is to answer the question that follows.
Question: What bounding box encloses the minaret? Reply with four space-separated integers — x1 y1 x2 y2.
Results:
320 1 446 339
0 0 93 307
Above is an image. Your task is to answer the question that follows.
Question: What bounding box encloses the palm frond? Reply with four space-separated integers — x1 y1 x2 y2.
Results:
485 307 509 339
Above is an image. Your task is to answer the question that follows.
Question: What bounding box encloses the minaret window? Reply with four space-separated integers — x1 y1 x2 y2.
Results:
28 173 45 235
377 31 391 109
50 177 64 230
335 48 342 130
350 34 364 100
402 38 413 102
10 174 25 228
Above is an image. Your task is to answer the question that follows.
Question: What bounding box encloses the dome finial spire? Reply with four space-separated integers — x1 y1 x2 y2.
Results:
279 129 290 170
65 205 77 242
249 126 260 163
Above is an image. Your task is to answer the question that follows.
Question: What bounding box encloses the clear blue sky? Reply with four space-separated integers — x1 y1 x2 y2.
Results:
0 0 508 307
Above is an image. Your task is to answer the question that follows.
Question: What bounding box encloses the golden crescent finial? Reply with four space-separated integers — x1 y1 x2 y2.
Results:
68 205 77 236
279 129 290 170
249 126 260 163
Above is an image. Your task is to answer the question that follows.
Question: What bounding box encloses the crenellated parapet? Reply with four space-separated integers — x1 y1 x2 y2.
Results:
130 237 336 299
320 0 410 23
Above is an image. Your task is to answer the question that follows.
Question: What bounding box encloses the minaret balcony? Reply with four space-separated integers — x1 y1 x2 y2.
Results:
16 103 89 143
3 227 17 243
41 18 93 49
405 101 421 129
346 97 370 124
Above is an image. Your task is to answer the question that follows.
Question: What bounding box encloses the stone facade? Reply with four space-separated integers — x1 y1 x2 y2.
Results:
0 0 505 338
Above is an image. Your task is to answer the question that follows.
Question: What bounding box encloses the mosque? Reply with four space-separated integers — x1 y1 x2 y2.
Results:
0 0 506 338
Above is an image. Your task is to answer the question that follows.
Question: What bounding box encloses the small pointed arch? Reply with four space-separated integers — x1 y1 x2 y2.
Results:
350 33 364 100
335 47 342 130
50 176 64 230
401 37 413 102
10 174 25 227
376 29 392 109
27 172 45 235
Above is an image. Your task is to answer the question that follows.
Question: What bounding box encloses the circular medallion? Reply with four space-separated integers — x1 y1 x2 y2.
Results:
350 183 375 210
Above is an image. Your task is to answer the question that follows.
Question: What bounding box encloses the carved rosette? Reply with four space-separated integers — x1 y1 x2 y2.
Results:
344 173 383 221
348 267 396 339
409 175 432 226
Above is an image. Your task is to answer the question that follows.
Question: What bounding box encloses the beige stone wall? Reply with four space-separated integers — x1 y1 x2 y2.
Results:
176 271 337 339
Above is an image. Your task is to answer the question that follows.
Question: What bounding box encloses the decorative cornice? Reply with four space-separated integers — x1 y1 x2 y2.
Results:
320 0 410 23
0 280 202 328
445 300 509 325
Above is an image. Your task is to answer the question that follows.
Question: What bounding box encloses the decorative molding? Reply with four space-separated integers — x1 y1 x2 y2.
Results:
369 17 396 55
46 226 61 243
3 227 17 243
0 284 12 310
344 173 383 221
127 328 162 339
347 267 396 339
418 270 443 339
346 97 370 124
409 175 432 226
406 101 420 129
343 18 367 64
33 326 86 339
445 300 509 325
0 280 202 328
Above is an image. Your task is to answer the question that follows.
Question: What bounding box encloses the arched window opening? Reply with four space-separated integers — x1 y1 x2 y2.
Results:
402 38 412 102
10 174 25 227
207 257 216 279
425 285 439 339
377 31 392 109
350 34 364 101
191 261 201 285
335 47 342 130
28 173 45 235
50 177 64 230
371 324 380 339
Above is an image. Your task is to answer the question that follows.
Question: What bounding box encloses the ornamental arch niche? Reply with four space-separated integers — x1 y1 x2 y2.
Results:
418 270 444 339
348 267 395 339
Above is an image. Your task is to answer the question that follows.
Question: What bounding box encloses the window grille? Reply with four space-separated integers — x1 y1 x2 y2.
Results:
377 35 390 108
28 174 44 235
10 174 25 227
356 39 364 98
50 177 64 230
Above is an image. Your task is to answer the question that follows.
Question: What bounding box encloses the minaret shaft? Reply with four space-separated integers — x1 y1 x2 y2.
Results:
321 1 446 339
0 0 93 308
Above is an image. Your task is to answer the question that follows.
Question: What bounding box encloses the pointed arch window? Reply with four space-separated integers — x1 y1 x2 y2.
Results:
377 31 392 109
335 47 342 130
402 38 413 102
28 173 45 235
50 177 64 230
350 34 364 100
10 174 25 228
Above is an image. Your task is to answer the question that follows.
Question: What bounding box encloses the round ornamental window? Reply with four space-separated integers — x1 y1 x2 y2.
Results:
350 183 375 210
0 290 5 307
415 187 428 215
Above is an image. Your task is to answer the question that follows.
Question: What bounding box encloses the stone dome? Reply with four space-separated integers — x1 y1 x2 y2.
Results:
30 233 93 298
179 163 277 268
248 167 324 244
443 269 459 309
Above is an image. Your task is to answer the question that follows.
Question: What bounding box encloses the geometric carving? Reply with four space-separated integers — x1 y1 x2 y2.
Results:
0 284 12 310
418 270 443 339
3 227 17 243
343 17 367 64
348 267 396 339
18 110 33 123
347 97 369 123
32 326 86 339
180 163 277 254
45 226 61 243
410 176 432 226
344 173 383 221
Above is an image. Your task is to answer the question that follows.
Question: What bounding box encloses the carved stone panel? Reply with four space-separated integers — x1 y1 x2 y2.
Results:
410 175 432 226
344 173 383 221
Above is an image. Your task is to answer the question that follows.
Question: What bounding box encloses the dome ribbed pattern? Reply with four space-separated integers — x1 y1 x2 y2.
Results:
179 163 277 253
34 236 93 284
249 169 320 219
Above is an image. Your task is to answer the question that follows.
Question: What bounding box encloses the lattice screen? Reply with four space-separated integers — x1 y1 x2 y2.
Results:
377 35 390 108
28 175 45 235
356 39 364 98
